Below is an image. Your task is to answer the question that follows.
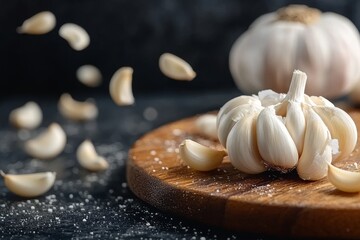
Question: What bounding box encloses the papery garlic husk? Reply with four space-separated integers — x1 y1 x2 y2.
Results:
227 113 266 174
17 11 56 35
256 107 298 170
297 108 335 180
195 114 218 140
179 139 226 171
327 164 360 193
76 140 109 171
1 171 56 198
9 101 43 130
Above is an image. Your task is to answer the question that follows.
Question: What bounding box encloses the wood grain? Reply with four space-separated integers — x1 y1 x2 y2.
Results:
127 109 360 238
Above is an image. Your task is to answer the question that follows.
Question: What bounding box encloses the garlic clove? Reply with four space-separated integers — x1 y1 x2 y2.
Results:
227 114 266 174
76 65 102 87
9 101 42 130
195 114 218 140
58 93 98 121
76 140 109 171
256 107 298 170
17 11 56 35
297 109 333 180
109 67 135 106
159 53 196 81
179 139 226 171
1 171 56 198
313 106 357 162
59 23 90 51
285 101 305 154
327 164 360 193
217 103 263 147
24 123 66 160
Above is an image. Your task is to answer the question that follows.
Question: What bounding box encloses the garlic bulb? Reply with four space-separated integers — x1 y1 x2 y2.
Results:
196 70 356 181
229 4 360 99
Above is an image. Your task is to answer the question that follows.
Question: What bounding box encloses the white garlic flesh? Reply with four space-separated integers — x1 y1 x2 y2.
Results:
328 164 360 193
76 65 102 87
109 67 135 106
59 23 90 51
159 53 196 81
58 93 98 121
17 11 56 35
24 123 66 160
9 101 42 130
1 171 56 198
76 140 109 171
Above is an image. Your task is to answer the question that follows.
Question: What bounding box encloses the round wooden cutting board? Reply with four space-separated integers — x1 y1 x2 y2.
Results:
127 108 360 238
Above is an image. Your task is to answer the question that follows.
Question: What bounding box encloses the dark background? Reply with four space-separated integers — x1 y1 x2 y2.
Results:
0 0 359 98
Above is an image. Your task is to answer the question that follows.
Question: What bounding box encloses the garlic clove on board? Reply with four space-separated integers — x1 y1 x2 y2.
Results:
159 53 196 81
195 114 218 140
76 140 109 171
1 171 56 198
17 11 56 35
297 108 334 180
24 123 66 160
226 114 266 174
109 67 135 106
76 65 102 87
179 139 226 171
58 93 98 121
256 107 298 170
59 23 90 51
9 101 43 130
327 164 360 193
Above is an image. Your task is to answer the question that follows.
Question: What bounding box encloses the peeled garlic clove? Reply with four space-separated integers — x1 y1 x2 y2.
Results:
9 101 42 130
195 114 218 140
58 93 98 121
227 114 266 174
76 65 102 87
256 107 298 170
59 23 90 51
109 67 135 106
328 164 360 193
17 11 56 35
217 103 262 147
313 106 357 162
297 109 333 180
179 139 226 171
159 53 196 81
24 123 66 159
76 140 109 171
1 171 56 198
285 101 305 154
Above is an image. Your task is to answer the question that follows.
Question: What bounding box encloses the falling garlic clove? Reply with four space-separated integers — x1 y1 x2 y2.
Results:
195 114 218 140
24 123 66 160
109 67 135 106
9 101 42 130
1 171 56 198
179 139 226 171
58 93 98 121
297 108 334 180
17 11 56 35
76 65 102 87
328 164 360 193
59 23 90 51
76 140 109 171
159 53 196 81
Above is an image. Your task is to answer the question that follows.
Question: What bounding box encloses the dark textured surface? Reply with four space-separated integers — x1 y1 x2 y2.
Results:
0 90 277 239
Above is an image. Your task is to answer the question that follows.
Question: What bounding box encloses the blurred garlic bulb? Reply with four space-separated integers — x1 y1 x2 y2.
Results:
230 4 360 99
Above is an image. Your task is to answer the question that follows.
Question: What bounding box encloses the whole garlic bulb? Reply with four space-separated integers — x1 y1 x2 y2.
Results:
229 5 360 99
218 70 357 180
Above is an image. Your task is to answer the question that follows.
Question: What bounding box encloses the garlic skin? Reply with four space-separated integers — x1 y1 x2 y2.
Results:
1 171 56 198
9 101 42 130
59 23 90 51
328 164 360 193
17 11 56 35
216 70 356 180
76 140 109 171
109 67 135 106
159 53 196 81
230 5 360 98
76 65 102 87
58 93 98 121
24 123 66 160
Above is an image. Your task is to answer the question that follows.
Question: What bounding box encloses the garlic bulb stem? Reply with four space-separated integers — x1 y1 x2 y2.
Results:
285 70 307 102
